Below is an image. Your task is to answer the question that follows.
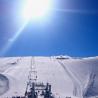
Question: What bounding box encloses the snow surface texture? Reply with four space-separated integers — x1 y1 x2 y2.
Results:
0 56 98 98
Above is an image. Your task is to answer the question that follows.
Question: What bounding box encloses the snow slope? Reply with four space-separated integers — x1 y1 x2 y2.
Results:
0 56 98 98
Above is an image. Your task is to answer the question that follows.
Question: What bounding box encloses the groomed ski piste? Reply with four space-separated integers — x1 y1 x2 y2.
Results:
0 56 98 98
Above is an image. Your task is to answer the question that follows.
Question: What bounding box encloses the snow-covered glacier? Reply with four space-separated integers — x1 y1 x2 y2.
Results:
0 56 98 98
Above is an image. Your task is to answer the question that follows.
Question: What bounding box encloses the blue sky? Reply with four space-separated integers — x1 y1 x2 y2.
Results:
0 0 98 57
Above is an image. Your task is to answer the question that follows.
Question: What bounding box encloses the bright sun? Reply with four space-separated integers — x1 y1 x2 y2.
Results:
23 0 51 20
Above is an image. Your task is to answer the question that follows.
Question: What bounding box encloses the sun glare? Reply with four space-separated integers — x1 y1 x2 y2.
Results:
23 0 51 21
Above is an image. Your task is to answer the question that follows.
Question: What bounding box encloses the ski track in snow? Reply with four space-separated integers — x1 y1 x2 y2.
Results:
57 60 82 97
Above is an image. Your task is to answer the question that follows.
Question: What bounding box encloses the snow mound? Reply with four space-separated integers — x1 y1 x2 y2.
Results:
0 74 9 95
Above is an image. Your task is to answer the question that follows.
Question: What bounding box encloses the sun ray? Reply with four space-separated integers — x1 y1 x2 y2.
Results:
1 21 28 56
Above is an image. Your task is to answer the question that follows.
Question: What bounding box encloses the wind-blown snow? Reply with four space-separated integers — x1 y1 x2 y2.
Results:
0 56 98 98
